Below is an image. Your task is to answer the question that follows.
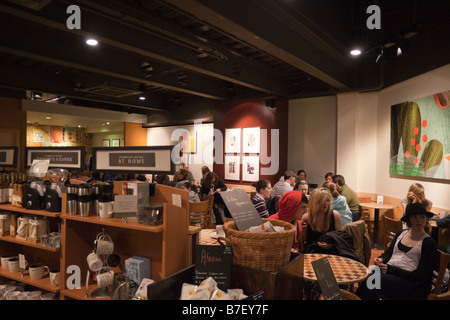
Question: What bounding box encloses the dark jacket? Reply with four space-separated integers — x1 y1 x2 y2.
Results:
304 230 360 262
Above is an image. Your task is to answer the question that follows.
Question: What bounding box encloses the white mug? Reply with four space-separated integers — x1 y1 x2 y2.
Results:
8 258 27 273
27 290 42 300
98 201 114 218
87 251 103 272
50 269 60 286
1 255 16 269
28 263 50 280
5 290 21 300
18 291 29 300
96 267 114 288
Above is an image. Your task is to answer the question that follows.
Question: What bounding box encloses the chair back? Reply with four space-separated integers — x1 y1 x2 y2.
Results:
202 194 214 228
428 250 450 300
382 215 403 250
392 207 404 220
189 200 210 228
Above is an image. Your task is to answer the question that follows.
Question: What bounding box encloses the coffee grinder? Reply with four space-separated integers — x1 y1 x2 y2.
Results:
24 160 49 210
45 168 69 212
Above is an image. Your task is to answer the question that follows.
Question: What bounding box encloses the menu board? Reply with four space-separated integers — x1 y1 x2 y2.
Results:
220 188 263 231
311 257 342 300
194 245 232 291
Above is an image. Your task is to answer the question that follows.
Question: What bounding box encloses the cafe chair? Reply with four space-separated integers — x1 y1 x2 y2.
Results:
202 194 214 228
382 215 403 251
428 250 450 300
188 200 210 229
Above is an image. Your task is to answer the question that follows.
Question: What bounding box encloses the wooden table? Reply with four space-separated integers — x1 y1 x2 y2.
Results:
359 202 395 249
199 228 221 245
303 253 368 285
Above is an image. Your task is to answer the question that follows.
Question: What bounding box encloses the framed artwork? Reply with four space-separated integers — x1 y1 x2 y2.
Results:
242 155 259 182
224 155 240 181
243 127 260 153
0 146 18 167
112 139 120 147
225 128 241 153
179 129 197 154
102 139 110 147
390 89 450 180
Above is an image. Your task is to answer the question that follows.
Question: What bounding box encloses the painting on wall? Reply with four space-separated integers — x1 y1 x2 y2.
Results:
242 127 260 154
225 128 241 153
224 155 240 181
242 155 259 182
390 89 450 180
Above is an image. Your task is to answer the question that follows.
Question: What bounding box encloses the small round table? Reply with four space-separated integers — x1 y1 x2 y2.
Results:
303 253 368 285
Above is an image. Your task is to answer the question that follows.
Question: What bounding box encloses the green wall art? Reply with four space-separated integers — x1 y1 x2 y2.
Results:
390 90 450 180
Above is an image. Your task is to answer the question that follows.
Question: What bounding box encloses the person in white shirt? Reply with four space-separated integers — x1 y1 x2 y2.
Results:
271 170 297 198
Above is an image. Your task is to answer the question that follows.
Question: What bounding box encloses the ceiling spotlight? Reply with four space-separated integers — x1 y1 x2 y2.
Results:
86 38 98 46
139 96 146 100
350 48 362 56
396 45 403 57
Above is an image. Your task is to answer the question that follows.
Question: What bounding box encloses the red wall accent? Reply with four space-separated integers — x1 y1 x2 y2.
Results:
213 97 288 186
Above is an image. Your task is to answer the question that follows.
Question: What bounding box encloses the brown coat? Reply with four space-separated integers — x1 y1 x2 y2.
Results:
344 220 371 266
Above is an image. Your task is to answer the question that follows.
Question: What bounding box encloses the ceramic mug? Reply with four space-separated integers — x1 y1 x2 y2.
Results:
87 251 103 272
96 267 114 288
27 290 42 300
40 292 55 300
18 291 29 300
50 269 60 286
95 233 114 256
1 255 16 269
5 290 21 300
8 258 27 273
98 201 114 218
29 263 50 280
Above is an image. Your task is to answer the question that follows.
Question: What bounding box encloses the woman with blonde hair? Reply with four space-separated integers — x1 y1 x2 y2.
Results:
302 187 343 251
400 183 433 212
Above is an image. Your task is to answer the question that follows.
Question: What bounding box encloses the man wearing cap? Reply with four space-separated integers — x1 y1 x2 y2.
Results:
356 203 437 300
270 170 297 198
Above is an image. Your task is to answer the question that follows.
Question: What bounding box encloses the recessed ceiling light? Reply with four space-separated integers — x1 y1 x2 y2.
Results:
45 116 51 120
350 49 362 56
139 96 146 100
86 38 98 46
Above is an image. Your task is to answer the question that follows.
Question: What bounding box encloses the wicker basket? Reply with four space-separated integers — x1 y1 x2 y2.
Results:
219 218 295 272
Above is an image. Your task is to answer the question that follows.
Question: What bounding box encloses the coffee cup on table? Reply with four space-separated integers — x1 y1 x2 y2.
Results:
28 263 50 280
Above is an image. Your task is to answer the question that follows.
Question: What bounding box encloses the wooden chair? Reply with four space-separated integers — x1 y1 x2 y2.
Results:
359 197 374 241
188 200 210 229
202 194 214 228
382 215 403 251
392 207 404 220
428 250 450 300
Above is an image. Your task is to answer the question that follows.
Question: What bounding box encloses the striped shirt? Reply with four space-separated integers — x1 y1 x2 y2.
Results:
252 194 269 218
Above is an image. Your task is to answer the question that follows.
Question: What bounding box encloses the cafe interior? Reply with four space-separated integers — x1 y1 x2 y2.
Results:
0 0 449 304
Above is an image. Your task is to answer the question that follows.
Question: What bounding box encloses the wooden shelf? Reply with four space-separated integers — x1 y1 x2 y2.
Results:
0 268 59 293
0 234 60 252
62 214 164 233
0 203 61 218
61 285 110 300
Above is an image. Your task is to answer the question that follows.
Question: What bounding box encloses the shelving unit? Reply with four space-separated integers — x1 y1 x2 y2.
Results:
0 203 62 295
0 183 190 300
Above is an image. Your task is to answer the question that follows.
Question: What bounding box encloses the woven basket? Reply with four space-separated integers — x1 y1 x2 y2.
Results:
219 218 295 272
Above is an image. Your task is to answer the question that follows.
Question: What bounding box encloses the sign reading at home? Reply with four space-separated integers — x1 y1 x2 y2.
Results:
109 153 156 167
220 188 263 231
311 257 342 300
194 245 232 291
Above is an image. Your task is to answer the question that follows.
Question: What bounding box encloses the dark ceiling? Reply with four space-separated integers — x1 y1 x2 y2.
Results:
0 0 449 126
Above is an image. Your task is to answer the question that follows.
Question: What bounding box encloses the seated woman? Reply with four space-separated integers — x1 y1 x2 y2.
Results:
200 171 228 224
269 190 308 253
356 203 437 300
400 183 433 212
180 181 200 202
251 179 272 218
321 182 352 226
301 187 359 260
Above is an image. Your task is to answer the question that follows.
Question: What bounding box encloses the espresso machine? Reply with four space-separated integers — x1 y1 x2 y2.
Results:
45 169 69 212
24 160 49 210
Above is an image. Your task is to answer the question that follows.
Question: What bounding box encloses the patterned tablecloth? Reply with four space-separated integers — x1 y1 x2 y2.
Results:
303 253 369 285
199 229 221 245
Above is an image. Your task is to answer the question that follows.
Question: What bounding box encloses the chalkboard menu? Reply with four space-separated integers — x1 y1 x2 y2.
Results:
194 245 232 291
311 257 342 300
220 188 263 231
